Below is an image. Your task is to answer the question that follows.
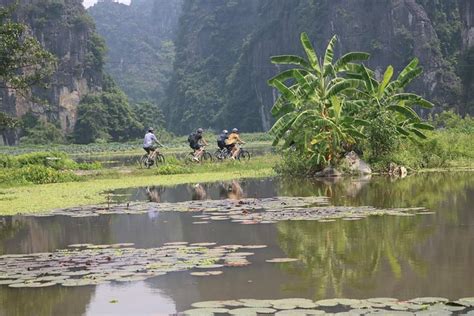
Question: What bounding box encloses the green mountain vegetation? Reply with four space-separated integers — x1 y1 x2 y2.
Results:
1 0 473 144
88 0 181 104
161 0 471 133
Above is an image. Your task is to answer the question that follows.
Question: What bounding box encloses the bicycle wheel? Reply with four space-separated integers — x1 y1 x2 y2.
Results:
186 152 197 164
155 153 165 165
214 150 224 161
201 151 213 162
139 154 149 168
238 150 251 161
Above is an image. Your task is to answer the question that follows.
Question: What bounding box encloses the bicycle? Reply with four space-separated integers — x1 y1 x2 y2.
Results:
186 146 213 163
214 146 250 161
139 148 165 168
214 147 232 160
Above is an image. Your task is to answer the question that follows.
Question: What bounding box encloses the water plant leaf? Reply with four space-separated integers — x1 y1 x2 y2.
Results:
229 307 277 315
408 297 449 305
266 258 299 263
182 308 230 315
275 310 325 315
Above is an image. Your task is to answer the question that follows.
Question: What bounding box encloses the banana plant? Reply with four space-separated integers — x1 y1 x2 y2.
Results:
355 58 435 139
267 32 370 165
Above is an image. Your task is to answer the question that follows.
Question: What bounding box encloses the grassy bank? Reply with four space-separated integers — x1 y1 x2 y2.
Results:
0 155 277 215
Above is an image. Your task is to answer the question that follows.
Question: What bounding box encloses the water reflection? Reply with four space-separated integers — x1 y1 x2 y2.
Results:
277 216 433 299
0 173 473 315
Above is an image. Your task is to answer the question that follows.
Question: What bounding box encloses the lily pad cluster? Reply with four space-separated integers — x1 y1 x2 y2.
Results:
0 243 261 288
26 196 329 217
181 297 474 315
25 197 431 225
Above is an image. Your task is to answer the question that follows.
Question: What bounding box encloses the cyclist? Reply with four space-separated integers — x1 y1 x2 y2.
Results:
188 128 208 161
143 127 163 157
217 129 229 151
225 128 245 159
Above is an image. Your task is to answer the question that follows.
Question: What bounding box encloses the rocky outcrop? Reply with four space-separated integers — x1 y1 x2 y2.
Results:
0 0 104 144
460 0 474 49
345 152 372 175
161 0 465 132
460 0 474 113
88 0 182 103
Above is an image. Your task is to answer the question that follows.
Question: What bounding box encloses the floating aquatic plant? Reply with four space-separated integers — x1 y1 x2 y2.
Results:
181 297 474 315
0 243 262 288
25 197 431 226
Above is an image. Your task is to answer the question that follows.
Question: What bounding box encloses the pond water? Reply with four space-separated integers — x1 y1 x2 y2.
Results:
0 173 473 315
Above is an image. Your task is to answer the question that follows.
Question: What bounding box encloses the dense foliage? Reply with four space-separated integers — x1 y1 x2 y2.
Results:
0 5 56 93
73 80 143 144
0 151 101 186
0 5 56 134
269 33 434 172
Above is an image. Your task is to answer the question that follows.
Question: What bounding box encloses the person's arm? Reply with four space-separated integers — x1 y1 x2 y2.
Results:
237 134 245 144
203 138 209 146
152 134 163 147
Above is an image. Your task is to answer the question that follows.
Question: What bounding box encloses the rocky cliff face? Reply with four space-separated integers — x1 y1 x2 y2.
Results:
460 0 474 111
0 0 104 144
88 0 182 103
460 0 473 49
165 0 466 132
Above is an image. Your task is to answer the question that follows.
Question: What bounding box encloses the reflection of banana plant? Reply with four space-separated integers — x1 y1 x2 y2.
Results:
275 173 474 298
277 216 432 299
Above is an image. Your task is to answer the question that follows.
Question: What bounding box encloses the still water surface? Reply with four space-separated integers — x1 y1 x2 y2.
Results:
0 173 473 315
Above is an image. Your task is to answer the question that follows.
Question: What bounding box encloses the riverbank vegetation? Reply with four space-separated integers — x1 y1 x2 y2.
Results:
269 33 473 176
0 154 276 214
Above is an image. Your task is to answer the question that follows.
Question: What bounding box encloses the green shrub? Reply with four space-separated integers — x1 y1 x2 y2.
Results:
154 164 192 175
15 152 76 170
274 151 322 176
19 165 79 184
0 166 79 185
0 154 19 168
431 110 474 133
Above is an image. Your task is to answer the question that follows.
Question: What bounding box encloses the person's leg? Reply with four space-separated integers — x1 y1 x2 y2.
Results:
196 146 204 158
144 147 152 157
232 144 240 159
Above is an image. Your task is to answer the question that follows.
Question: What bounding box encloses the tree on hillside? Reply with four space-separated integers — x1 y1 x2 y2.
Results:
73 79 143 144
0 5 56 133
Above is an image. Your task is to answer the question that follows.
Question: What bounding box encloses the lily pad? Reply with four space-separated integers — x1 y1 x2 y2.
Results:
191 301 227 308
275 310 325 315
266 258 299 263
239 299 273 308
239 245 267 249
182 308 229 315
229 307 276 315
190 271 223 276
408 297 449 305
315 299 340 307
367 298 399 305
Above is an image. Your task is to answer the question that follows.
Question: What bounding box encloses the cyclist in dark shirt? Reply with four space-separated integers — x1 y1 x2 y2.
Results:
217 129 228 150
188 128 208 161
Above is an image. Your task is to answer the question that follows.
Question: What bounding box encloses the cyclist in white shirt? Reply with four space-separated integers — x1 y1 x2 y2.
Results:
143 127 163 156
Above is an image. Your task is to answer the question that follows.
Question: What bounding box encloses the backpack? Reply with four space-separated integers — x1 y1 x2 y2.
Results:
188 132 196 145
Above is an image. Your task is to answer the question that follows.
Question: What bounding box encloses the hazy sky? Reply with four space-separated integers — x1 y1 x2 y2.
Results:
83 0 131 8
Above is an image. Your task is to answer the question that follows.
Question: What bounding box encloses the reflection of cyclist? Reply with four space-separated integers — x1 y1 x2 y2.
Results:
217 129 228 150
188 128 208 161
225 128 245 159
143 127 163 156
